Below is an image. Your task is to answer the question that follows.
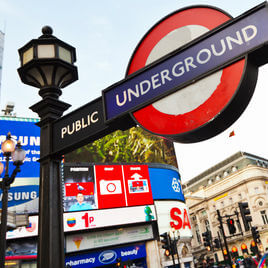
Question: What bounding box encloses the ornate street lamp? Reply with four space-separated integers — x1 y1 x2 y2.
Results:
18 26 78 98
0 133 26 268
17 26 78 268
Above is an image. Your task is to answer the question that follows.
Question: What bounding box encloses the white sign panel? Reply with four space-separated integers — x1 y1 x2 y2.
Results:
66 224 154 253
7 215 38 239
64 205 156 232
155 200 192 238
7 205 156 240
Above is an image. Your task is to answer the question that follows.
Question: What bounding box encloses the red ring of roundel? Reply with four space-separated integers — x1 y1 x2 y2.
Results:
127 7 245 135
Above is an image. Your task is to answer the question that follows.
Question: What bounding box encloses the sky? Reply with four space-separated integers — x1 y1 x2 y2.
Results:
0 0 267 183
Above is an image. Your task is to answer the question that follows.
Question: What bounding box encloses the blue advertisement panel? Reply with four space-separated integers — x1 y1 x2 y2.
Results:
149 167 184 202
0 117 40 178
65 243 147 268
0 117 40 213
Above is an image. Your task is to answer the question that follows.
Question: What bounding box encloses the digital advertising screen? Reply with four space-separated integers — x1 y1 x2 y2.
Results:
63 163 154 212
63 164 97 212
148 166 184 201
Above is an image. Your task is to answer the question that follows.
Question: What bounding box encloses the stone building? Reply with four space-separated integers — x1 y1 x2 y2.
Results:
183 151 268 266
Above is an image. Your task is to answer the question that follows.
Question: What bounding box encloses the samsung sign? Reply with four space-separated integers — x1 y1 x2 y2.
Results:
2 185 39 207
65 244 146 267
0 118 40 178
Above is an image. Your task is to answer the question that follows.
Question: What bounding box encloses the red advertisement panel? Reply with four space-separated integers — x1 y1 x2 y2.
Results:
95 165 126 209
65 182 94 196
123 165 153 206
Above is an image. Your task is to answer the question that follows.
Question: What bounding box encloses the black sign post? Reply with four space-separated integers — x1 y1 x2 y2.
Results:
16 3 268 268
52 97 134 156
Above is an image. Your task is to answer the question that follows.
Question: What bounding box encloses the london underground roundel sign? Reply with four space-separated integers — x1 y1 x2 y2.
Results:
126 6 257 143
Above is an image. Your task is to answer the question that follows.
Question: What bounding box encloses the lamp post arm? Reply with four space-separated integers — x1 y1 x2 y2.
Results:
0 165 22 189
7 165 22 186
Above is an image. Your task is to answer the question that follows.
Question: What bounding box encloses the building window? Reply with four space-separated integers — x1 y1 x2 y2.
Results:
215 175 221 181
201 210 207 216
261 210 268 225
231 166 238 172
205 219 211 232
195 224 201 244
255 187 260 194
223 171 229 177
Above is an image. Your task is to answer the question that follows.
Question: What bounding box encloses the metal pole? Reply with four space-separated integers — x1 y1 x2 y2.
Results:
235 210 243 235
251 227 261 261
217 210 232 267
30 98 70 268
0 186 8 268
170 234 176 267
0 157 9 268
174 238 180 268
217 231 224 258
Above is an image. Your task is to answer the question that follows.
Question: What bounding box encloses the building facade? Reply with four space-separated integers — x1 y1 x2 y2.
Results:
183 152 268 266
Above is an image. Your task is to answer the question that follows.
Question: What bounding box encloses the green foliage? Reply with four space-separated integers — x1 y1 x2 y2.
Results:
65 126 177 167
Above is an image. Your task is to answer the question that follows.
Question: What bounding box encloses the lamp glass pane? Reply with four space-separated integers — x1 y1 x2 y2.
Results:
22 47 34 65
1 139 15 153
12 148 26 162
59 46 72 63
37 44 55 58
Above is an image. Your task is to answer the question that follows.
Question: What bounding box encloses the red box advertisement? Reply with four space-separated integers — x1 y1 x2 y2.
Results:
64 164 154 211
94 165 126 209
123 165 153 206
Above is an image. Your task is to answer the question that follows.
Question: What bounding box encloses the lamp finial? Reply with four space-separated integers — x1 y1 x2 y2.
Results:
42 26 53 35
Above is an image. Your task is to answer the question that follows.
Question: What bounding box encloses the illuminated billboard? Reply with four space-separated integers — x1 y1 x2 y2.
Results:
7 215 38 239
63 163 154 212
64 205 156 232
66 224 153 253
0 117 40 213
0 31 4 94
64 126 178 168
65 243 147 268
148 165 184 202
155 200 192 238
0 117 40 178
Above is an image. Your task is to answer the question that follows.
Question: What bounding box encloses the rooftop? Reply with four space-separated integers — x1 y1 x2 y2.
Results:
183 151 268 193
